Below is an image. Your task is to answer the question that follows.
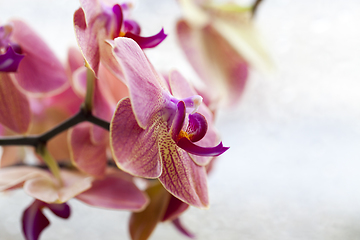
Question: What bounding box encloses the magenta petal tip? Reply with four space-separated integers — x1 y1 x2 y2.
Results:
124 28 167 49
177 138 229 157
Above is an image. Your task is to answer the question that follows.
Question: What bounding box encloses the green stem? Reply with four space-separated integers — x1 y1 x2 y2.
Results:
83 67 95 113
36 144 63 186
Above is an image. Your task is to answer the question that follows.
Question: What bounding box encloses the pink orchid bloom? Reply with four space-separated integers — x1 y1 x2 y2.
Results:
0 166 149 210
0 20 69 134
176 0 272 108
109 38 228 208
74 0 167 79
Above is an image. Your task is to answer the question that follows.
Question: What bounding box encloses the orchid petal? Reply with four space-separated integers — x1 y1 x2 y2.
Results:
0 167 48 191
22 200 49 240
0 73 31 134
129 182 171 240
24 170 93 203
172 218 195 239
99 39 125 82
162 195 189 222
74 7 101 75
158 133 209 208
123 20 141 35
177 138 229 157
71 66 87 98
11 20 68 95
91 79 112 144
0 146 21 167
69 123 107 177
0 46 24 72
67 46 84 75
110 98 162 178
111 4 123 38
79 0 103 25
124 28 167 49
112 37 167 128
46 202 71 219
76 169 149 211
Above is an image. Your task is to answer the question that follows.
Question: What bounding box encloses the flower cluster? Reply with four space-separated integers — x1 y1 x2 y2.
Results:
0 0 268 239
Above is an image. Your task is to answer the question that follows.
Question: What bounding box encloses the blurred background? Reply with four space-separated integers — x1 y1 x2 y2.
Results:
1 0 360 239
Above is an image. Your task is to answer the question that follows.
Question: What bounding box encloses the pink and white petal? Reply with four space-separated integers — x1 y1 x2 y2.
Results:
91 79 113 144
162 195 189 222
0 146 22 168
69 123 107 178
0 166 48 191
99 40 125 83
74 7 101 75
110 98 162 178
98 62 129 105
24 170 93 203
76 169 149 211
44 86 83 116
11 20 68 95
72 66 87 98
67 46 84 75
79 0 102 25
158 132 209 208
0 73 31 134
202 25 249 105
112 37 167 128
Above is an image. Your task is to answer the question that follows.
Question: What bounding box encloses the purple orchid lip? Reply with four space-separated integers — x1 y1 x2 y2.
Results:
170 101 186 141
123 20 141 35
186 112 208 142
124 28 167 49
111 4 123 39
176 137 229 156
0 46 24 72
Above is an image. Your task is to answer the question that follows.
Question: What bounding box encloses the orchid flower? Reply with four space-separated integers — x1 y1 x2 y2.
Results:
0 20 68 134
109 38 228 208
176 0 272 108
74 0 167 79
0 166 148 210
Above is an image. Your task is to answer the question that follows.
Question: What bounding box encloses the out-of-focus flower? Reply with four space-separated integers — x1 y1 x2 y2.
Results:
73 0 167 80
109 38 228 208
0 166 149 210
0 20 69 134
176 0 272 108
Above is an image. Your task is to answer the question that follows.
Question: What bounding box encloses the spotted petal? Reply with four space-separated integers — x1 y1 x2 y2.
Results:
158 129 209 208
110 97 162 178
0 72 31 134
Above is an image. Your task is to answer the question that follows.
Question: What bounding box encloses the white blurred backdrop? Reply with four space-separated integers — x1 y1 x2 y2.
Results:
1 0 360 239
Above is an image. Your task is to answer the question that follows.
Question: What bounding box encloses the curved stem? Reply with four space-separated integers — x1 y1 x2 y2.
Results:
36 144 63 185
252 0 263 17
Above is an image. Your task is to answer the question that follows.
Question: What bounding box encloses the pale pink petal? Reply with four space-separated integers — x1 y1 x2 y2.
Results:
169 71 218 166
98 62 129 105
112 37 167 128
110 98 162 178
69 123 107 178
79 0 103 25
74 7 101 75
0 167 48 191
99 39 125 83
67 46 84 75
158 131 209 208
44 86 83 115
91 79 112 144
24 170 93 203
0 73 30 134
76 169 149 211
11 20 68 95
72 66 87 98
0 146 22 167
